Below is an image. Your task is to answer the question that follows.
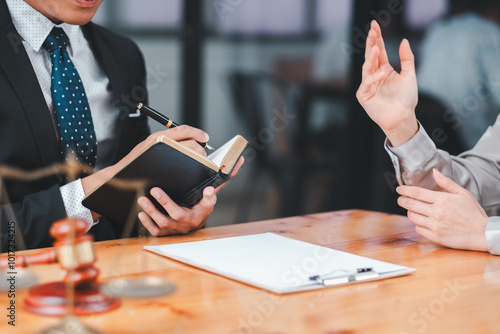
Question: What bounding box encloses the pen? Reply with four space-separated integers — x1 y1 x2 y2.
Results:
137 103 214 150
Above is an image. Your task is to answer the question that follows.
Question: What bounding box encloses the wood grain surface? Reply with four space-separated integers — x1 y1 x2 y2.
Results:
1 210 499 334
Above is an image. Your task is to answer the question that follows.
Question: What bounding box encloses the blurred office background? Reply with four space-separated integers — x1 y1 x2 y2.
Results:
91 0 495 226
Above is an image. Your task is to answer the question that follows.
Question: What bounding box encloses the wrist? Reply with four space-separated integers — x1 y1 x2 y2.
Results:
384 117 418 147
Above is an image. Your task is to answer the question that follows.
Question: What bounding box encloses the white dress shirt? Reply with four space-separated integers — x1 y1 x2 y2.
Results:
6 0 120 229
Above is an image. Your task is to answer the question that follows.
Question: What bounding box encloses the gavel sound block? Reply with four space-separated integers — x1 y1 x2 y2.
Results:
2 218 120 316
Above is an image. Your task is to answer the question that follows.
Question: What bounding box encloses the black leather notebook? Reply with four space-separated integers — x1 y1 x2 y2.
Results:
82 135 247 223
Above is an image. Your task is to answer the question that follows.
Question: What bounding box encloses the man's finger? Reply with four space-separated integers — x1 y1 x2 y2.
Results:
138 195 176 230
407 210 430 228
360 47 382 95
364 24 375 59
399 38 416 77
214 156 245 194
150 187 187 222
195 186 217 209
138 211 162 237
371 20 390 66
179 139 207 156
358 67 386 99
362 38 380 80
433 169 466 195
414 225 436 243
398 196 433 217
231 156 245 178
396 185 441 203
161 125 209 143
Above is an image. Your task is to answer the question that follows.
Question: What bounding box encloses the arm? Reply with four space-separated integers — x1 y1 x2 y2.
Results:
388 118 500 254
0 125 228 251
137 156 244 237
356 20 419 147
357 21 500 254
397 169 489 252
1 184 67 252
387 118 500 215
81 125 244 237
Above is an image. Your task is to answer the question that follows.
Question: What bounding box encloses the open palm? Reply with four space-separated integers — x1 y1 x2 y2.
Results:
356 21 419 146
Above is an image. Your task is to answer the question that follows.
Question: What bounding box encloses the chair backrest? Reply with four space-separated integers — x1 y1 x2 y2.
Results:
228 72 266 141
228 71 288 165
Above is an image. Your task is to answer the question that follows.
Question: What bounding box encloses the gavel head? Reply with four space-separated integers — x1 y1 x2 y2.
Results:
49 218 99 287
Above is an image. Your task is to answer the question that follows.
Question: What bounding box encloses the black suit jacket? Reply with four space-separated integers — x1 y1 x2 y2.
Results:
0 0 150 251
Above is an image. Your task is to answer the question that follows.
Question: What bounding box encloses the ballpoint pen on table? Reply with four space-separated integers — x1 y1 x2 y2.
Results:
136 103 214 150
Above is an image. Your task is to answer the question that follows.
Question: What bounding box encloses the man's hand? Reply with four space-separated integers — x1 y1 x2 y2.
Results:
136 156 244 236
397 169 489 252
82 125 212 222
356 20 419 147
120 125 209 163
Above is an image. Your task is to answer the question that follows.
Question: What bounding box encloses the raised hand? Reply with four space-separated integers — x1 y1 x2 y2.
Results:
397 169 489 252
356 20 419 147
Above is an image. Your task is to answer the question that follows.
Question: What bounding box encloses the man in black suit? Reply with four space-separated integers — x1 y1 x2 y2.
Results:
0 0 241 251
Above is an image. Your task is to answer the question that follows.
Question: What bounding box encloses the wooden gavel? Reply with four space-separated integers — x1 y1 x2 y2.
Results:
1 218 98 286
0 160 121 315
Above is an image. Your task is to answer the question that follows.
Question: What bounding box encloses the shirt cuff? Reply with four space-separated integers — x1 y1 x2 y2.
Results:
485 217 500 255
384 123 437 184
59 179 98 232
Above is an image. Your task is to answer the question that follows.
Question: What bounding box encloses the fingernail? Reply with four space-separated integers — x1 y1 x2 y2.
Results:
151 189 161 199
205 187 215 197
138 212 146 222
138 197 148 208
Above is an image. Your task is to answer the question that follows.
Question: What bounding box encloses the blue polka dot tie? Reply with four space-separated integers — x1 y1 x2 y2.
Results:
43 27 97 167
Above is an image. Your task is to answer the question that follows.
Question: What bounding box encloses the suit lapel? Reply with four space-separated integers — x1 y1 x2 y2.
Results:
0 0 61 168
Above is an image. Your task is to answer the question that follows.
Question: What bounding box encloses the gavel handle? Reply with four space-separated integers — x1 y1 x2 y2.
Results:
0 249 57 268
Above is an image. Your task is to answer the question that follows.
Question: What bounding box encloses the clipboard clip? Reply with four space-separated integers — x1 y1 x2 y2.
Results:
309 267 379 286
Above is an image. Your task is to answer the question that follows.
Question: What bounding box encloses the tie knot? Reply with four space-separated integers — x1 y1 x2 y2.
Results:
43 27 70 52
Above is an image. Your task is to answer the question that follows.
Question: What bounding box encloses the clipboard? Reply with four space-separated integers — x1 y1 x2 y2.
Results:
144 233 415 294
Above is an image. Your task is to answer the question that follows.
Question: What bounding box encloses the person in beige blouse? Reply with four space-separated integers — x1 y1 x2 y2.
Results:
356 20 500 255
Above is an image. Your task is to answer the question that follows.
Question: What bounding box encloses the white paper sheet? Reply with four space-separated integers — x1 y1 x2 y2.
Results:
145 233 415 294
207 136 238 167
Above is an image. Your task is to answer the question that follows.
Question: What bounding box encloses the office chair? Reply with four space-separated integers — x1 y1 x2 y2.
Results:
227 71 345 221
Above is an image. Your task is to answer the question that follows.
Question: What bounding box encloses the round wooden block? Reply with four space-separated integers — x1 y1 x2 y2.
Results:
25 282 120 316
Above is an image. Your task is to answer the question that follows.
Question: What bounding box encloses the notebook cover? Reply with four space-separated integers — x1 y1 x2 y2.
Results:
82 142 222 223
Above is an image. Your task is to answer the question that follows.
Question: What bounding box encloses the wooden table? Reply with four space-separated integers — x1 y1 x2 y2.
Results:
1 210 500 334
